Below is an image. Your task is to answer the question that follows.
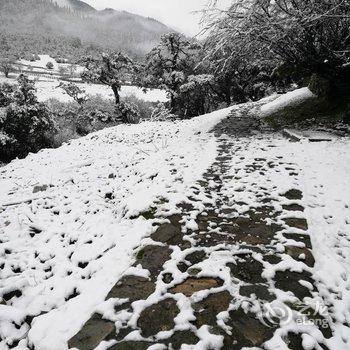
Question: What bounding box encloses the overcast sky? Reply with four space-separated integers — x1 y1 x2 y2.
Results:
84 0 231 36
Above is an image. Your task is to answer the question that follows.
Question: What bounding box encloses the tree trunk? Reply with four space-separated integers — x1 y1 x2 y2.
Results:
225 92 231 106
111 83 120 105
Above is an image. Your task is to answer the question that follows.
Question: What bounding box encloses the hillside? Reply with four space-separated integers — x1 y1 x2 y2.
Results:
53 0 95 12
0 0 173 60
0 98 350 349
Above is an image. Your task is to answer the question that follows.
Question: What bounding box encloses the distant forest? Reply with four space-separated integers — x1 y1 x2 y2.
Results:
0 0 173 61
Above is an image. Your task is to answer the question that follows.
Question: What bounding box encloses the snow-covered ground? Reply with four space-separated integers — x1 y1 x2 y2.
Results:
17 55 84 75
221 134 350 349
0 108 230 350
291 139 350 349
1 95 350 349
260 87 316 116
0 75 168 103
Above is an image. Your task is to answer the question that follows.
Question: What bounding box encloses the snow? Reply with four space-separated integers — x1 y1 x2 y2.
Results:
0 107 231 349
290 139 350 349
261 87 316 116
35 80 167 103
19 55 59 71
1 91 350 349
0 75 168 103
53 0 72 9
215 131 350 349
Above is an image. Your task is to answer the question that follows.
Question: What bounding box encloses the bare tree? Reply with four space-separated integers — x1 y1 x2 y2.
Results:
81 52 138 105
203 0 350 80
58 82 87 104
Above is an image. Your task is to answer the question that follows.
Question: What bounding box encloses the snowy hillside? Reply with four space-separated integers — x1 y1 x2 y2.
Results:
53 0 95 12
0 75 168 104
0 108 230 349
1 97 350 349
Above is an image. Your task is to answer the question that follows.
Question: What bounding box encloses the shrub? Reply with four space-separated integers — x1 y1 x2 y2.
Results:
179 74 218 118
122 94 155 120
46 98 80 145
13 75 38 105
0 83 15 107
46 61 54 70
47 95 120 140
0 103 55 162
150 103 177 121
58 82 87 104
116 101 141 124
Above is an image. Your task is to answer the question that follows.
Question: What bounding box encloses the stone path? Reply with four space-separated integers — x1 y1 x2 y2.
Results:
69 108 332 350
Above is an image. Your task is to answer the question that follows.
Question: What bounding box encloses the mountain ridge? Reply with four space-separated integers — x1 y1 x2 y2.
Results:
0 0 174 59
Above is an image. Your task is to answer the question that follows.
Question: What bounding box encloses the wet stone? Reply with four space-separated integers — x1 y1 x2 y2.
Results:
283 233 312 249
282 204 305 212
3 289 22 301
164 331 199 349
162 273 174 284
275 271 314 300
108 341 152 350
137 298 179 337
285 246 315 267
135 245 171 278
177 261 189 273
284 218 308 231
227 214 281 245
106 275 155 301
284 333 305 350
185 250 206 265
239 284 275 302
151 223 183 245
170 277 223 297
68 313 115 350
263 253 282 265
33 184 48 193
195 231 237 247
282 189 303 200
194 291 232 326
188 267 202 276
227 256 265 283
227 308 276 348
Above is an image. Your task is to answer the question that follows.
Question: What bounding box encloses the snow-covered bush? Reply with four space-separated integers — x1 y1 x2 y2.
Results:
0 82 15 107
12 74 38 105
0 103 55 161
179 74 218 118
0 75 56 161
58 82 87 104
116 101 141 124
150 103 177 121
123 94 155 120
48 96 115 137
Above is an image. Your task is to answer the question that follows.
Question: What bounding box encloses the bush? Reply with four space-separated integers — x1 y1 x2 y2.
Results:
46 61 54 70
150 103 177 121
123 94 155 120
179 74 218 118
47 95 121 141
0 103 55 162
0 83 15 107
58 82 87 104
115 101 140 124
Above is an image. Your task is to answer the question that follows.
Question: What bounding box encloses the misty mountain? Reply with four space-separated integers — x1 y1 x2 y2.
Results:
0 0 174 60
53 0 95 12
